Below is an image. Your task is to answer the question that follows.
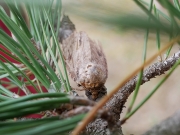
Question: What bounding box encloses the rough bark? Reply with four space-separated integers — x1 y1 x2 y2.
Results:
86 50 180 134
143 109 180 135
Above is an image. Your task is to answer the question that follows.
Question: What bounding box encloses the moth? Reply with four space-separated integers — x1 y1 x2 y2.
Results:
59 15 108 101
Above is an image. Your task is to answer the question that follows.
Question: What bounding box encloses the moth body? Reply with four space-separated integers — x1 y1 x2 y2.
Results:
60 15 108 101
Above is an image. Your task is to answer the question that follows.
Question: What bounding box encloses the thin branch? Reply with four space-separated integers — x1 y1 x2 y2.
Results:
60 106 92 119
121 52 180 124
107 48 180 122
70 96 95 106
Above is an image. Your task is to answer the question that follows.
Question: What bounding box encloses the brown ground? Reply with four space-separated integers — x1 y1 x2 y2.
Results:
62 0 180 134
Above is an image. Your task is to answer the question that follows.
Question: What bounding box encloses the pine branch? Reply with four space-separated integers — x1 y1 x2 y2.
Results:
85 50 180 134
106 50 180 120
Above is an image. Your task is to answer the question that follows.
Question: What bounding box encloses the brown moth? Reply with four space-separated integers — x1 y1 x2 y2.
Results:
58 15 108 101
61 31 108 101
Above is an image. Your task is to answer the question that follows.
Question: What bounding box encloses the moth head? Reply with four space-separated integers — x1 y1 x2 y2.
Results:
77 63 107 89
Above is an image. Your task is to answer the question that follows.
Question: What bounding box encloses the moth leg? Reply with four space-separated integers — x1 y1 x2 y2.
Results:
71 90 79 97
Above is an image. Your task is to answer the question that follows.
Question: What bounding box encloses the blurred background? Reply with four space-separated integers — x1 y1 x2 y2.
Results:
62 0 180 134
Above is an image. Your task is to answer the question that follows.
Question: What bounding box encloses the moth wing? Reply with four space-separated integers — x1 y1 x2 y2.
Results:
73 32 108 88
62 31 108 89
61 32 76 81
